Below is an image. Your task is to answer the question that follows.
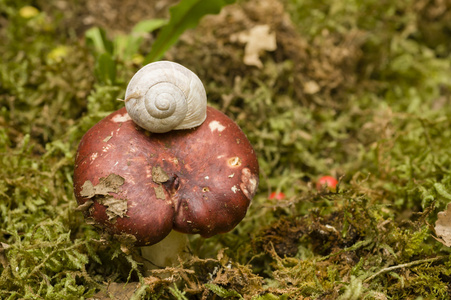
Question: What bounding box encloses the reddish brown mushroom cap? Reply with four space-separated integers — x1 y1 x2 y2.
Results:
73 106 259 246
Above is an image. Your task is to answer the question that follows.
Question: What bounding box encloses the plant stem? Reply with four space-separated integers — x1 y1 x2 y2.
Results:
363 256 445 283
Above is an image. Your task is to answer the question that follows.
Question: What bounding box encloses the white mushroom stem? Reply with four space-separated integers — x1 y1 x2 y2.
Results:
141 230 189 276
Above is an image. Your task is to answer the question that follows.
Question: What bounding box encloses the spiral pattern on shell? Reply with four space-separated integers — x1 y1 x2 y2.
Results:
124 61 207 133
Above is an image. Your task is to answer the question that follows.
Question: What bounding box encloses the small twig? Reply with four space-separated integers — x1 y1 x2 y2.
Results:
363 256 446 283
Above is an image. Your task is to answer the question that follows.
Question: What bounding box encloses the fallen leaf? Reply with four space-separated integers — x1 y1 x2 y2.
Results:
0 243 10 268
435 202 451 247
231 24 276 68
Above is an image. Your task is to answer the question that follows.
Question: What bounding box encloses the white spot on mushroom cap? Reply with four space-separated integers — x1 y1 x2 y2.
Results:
240 168 258 200
209 120 226 133
102 144 113 152
231 185 240 193
90 152 98 163
112 113 132 123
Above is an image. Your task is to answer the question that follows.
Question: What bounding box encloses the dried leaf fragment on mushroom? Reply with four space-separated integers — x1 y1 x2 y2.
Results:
80 173 125 198
80 173 127 220
152 165 170 183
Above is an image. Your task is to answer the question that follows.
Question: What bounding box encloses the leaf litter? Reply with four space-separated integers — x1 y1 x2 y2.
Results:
435 202 451 247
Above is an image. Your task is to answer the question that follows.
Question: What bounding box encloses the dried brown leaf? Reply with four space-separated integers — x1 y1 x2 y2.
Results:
435 202 451 247
231 24 276 68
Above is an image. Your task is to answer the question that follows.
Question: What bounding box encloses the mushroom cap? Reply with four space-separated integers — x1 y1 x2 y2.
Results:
73 107 259 246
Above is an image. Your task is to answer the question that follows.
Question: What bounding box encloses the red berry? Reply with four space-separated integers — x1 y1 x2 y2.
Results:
269 191 285 200
316 176 338 191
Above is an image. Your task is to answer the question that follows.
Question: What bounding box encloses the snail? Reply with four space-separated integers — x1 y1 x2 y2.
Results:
124 61 208 133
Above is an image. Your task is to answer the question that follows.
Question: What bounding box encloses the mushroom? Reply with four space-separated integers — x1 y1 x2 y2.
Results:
73 62 259 271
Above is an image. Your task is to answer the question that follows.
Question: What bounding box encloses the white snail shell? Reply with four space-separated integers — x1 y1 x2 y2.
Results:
124 61 207 133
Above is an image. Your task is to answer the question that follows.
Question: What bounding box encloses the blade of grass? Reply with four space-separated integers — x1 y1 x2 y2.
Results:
144 0 236 63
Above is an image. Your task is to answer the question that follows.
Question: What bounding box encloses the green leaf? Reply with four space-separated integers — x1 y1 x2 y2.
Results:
132 19 167 33
85 27 113 55
251 294 283 300
130 284 150 300
144 0 236 63
113 34 136 60
115 19 167 60
94 52 116 84
205 283 243 299
169 284 189 300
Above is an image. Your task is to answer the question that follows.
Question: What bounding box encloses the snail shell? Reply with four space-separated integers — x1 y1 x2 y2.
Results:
124 61 207 133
